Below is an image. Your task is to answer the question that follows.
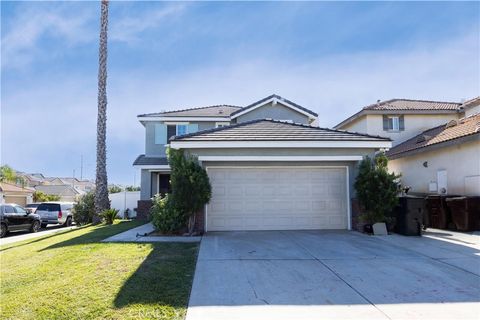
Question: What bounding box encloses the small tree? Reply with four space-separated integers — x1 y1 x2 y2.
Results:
169 148 212 235
354 154 400 225
73 191 96 225
125 186 140 191
108 185 122 194
33 191 61 202
151 194 186 234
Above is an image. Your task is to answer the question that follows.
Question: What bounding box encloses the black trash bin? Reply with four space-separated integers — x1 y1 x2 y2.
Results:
425 195 460 230
446 196 480 231
394 196 425 236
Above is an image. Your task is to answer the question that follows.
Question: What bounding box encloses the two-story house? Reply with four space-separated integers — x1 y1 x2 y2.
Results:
335 97 480 197
134 94 391 232
333 98 466 146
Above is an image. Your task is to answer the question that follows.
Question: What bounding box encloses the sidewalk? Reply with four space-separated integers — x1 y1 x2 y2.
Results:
102 222 201 243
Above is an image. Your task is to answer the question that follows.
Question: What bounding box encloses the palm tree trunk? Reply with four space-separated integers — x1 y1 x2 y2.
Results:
93 0 110 224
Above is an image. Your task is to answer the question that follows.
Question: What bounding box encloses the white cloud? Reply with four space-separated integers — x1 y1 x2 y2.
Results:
1 3 97 70
109 3 188 43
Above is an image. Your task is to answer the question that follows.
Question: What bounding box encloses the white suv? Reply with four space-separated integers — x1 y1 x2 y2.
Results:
35 202 74 228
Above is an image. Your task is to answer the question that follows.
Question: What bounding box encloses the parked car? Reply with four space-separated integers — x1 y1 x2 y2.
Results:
35 202 74 228
25 203 41 214
0 203 41 237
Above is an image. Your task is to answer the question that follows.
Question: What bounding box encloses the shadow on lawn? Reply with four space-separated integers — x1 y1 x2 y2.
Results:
37 220 145 252
0 227 84 252
114 242 199 309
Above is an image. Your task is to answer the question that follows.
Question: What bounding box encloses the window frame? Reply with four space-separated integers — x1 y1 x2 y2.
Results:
215 122 230 128
385 116 401 132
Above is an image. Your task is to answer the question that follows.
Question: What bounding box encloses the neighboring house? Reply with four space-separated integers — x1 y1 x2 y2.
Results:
134 94 391 232
333 99 467 146
387 113 480 196
34 185 84 202
0 182 34 206
461 96 480 117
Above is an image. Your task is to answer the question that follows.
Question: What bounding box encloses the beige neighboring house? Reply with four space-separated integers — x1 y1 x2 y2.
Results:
34 185 84 202
334 98 467 146
386 113 480 196
462 96 480 117
0 182 34 206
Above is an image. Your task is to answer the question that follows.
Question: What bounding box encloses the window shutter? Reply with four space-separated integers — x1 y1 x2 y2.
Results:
382 115 389 130
187 124 199 134
399 115 405 131
154 124 167 144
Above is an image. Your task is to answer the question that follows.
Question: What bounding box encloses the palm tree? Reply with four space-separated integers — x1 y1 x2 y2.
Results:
93 0 110 224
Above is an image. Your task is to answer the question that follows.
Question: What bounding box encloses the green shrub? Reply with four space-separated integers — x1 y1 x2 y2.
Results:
151 194 187 234
354 153 400 224
169 148 211 234
101 208 119 225
73 191 95 225
33 191 61 202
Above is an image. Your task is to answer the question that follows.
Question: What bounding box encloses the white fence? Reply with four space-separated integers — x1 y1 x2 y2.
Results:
109 191 140 218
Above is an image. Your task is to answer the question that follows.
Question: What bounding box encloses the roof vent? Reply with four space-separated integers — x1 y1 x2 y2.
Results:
218 109 224 114
416 135 430 144
445 120 457 128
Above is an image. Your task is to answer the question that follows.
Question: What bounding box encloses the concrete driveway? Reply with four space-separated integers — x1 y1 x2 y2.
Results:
187 230 480 320
0 224 77 246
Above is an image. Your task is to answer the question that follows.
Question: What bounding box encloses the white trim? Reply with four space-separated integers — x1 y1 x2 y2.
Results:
133 165 170 170
230 96 316 120
164 121 189 125
171 140 392 149
198 156 363 162
139 116 230 122
204 165 351 232
346 166 351 230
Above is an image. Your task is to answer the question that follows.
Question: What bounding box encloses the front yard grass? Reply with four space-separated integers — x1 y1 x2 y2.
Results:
0 221 199 320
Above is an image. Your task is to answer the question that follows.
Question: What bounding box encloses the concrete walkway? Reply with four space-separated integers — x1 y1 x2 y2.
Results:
187 230 480 320
102 223 201 243
0 225 77 246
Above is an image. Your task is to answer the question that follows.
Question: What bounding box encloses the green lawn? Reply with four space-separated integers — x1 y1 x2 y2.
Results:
0 221 199 320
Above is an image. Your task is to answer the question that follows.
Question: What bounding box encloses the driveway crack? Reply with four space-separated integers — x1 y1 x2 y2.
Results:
245 272 270 305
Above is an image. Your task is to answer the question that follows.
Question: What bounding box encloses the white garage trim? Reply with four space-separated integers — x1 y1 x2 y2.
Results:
204 166 351 232
199 156 363 162
171 140 392 149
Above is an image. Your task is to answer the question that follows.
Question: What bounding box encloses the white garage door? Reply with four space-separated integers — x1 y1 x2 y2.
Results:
206 167 348 231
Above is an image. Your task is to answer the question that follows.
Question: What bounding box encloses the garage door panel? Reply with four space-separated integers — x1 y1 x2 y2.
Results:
207 167 348 231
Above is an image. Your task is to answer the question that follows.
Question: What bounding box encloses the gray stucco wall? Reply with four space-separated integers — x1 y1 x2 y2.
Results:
236 102 310 124
140 169 151 200
145 121 219 157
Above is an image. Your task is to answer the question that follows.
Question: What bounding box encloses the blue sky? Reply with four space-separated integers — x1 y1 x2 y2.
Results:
1 1 479 185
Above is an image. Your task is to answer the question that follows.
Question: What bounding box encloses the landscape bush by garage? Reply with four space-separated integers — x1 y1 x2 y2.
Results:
151 194 187 233
150 148 211 234
354 154 400 225
73 191 96 225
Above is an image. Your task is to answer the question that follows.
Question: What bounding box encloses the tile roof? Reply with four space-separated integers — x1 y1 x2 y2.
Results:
386 113 480 159
138 105 241 118
133 155 169 166
230 94 318 117
364 99 462 111
34 184 82 195
171 119 390 142
0 182 35 193
334 98 463 129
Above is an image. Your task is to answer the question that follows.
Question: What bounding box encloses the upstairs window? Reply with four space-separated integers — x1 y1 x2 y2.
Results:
383 115 404 132
176 124 187 135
